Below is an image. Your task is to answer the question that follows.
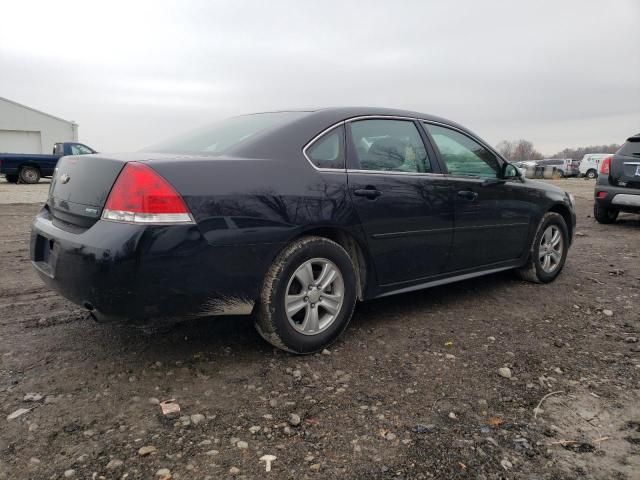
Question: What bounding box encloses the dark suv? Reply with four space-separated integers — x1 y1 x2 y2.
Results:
594 133 640 223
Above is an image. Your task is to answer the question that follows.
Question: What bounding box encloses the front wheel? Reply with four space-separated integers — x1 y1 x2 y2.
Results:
586 169 597 179
254 236 357 354
19 166 41 184
517 212 569 283
593 203 618 224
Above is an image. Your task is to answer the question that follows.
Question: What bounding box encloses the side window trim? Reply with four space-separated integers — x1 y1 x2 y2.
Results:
421 120 505 179
302 122 347 172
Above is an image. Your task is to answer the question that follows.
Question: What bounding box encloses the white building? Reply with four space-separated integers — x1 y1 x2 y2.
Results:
0 97 78 154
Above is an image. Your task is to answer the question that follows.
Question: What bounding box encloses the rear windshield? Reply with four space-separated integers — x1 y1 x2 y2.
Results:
617 136 640 157
143 111 308 154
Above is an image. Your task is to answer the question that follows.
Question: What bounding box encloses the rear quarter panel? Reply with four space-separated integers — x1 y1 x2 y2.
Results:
149 156 365 280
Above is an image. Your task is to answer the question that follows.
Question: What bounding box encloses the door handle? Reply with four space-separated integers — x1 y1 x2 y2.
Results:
457 190 478 201
353 188 382 199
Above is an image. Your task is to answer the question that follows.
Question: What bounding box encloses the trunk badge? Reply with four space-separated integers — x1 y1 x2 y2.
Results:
60 174 71 184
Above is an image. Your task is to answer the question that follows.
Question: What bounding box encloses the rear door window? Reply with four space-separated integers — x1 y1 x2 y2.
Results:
349 119 431 173
305 126 345 169
423 123 500 178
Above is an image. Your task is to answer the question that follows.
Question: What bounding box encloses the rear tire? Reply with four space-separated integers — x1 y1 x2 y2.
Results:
19 166 41 184
586 169 597 179
254 236 357 354
5 174 18 183
593 203 618 224
517 212 569 284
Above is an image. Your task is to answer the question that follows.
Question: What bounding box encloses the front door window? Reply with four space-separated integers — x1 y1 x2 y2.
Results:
423 123 499 178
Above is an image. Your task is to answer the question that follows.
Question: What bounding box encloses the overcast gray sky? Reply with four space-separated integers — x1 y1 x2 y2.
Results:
1 0 639 154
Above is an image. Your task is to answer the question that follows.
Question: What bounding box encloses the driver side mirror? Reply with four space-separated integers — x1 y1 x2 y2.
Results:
502 163 521 179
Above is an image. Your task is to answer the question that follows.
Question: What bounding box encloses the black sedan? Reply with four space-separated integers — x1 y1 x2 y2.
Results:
30 107 576 353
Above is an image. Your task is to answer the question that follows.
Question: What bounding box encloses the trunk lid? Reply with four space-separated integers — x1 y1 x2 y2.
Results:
610 135 640 189
48 154 133 229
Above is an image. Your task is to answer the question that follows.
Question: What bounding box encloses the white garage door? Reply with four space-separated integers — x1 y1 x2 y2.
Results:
0 130 42 154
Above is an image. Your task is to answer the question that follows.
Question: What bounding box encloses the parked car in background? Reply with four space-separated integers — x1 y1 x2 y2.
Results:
565 158 581 177
0 142 97 184
535 158 577 177
579 153 610 179
513 160 537 177
594 133 640 223
30 107 576 353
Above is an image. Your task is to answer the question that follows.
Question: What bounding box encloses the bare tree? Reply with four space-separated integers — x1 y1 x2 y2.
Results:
496 139 543 161
496 140 514 160
550 144 620 161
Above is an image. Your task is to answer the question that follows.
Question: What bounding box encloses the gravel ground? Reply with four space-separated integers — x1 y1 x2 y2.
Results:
0 178 638 480
0 177 51 204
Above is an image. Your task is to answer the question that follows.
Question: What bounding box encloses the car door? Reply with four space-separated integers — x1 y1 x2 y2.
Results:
422 122 531 272
346 118 454 286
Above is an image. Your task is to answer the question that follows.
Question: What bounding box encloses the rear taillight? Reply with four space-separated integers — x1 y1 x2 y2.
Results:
596 191 607 199
102 162 193 224
600 156 612 174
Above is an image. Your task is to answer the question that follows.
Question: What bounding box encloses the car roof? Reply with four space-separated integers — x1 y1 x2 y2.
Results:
230 107 482 160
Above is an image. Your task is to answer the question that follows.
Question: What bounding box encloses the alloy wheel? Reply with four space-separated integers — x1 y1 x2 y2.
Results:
539 225 563 273
284 258 345 335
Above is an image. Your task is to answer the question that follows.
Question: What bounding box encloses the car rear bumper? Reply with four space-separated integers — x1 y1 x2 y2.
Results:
30 207 277 323
594 182 640 212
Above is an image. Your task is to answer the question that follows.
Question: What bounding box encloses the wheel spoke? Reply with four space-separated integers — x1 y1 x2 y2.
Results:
302 306 320 333
286 293 307 316
295 262 314 287
542 254 551 270
320 294 341 315
543 228 552 244
549 249 561 262
317 264 337 291
551 230 561 247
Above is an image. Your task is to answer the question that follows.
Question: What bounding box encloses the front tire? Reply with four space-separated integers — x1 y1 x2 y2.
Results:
586 169 597 179
593 203 618 224
517 212 569 284
255 236 357 354
19 166 41 184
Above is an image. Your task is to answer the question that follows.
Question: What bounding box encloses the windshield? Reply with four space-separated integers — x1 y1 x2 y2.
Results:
143 111 309 154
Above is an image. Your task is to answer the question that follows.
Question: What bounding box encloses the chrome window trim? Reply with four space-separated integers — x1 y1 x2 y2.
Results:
302 114 506 177
302 122 347 172
346 169 445 177
420 119 505 162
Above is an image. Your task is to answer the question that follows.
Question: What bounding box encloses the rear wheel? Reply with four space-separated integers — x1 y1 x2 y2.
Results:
517 212 569 284
593 203 618 224
586 169 597 179
254 236 357 354
19 166 41 184
5 174 18 183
